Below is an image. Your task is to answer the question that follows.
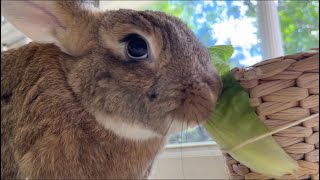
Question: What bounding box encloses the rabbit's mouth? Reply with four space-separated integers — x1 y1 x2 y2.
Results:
141 83 220 137
162 91 218 135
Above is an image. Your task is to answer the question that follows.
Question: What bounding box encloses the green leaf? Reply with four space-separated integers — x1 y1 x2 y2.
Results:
204 73 298 177
208 45 234 76
208 45 234 62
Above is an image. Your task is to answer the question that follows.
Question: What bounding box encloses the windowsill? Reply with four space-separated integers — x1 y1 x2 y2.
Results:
152 141 228 179
160 141 222 159
165 141 217 149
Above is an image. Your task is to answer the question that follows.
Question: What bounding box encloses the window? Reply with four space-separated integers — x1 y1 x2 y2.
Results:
149 1 262 67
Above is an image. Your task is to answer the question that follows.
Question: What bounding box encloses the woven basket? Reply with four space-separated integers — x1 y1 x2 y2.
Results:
224 50 319 180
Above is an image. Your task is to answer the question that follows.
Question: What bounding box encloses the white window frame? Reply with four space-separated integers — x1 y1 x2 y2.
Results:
256 1 284 59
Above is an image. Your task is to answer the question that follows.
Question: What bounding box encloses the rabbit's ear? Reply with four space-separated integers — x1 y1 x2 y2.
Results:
1 1 100 56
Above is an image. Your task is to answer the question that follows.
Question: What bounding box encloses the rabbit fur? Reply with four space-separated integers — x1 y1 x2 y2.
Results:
1 0 221 179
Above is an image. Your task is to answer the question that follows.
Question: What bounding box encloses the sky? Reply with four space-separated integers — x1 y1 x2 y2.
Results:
193 1 263 67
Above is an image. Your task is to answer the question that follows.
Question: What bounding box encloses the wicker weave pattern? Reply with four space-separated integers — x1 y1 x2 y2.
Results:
225 51 319 180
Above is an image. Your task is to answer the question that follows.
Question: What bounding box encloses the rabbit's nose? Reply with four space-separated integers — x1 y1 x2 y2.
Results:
147 89 158 102
181 80 216 102
173 80 217 124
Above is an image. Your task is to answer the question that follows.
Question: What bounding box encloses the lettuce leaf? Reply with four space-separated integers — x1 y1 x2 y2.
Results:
204 45 298 177
208 45 234 75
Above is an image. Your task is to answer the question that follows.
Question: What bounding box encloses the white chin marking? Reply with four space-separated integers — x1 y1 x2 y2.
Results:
95 113 160 141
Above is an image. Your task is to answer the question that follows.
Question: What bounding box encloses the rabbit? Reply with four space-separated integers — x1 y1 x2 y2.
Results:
1 0 222 179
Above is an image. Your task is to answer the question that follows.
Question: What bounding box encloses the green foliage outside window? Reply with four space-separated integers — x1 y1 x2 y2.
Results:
278 0 319 54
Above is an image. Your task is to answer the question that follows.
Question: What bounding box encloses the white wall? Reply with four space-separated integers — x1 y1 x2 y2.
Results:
150 142 228 179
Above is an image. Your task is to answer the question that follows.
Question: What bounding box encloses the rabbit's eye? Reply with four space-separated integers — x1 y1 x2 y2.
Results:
124 34 148 61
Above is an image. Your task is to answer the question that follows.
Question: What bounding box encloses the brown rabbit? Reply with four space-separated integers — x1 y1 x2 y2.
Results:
1 1 222 179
